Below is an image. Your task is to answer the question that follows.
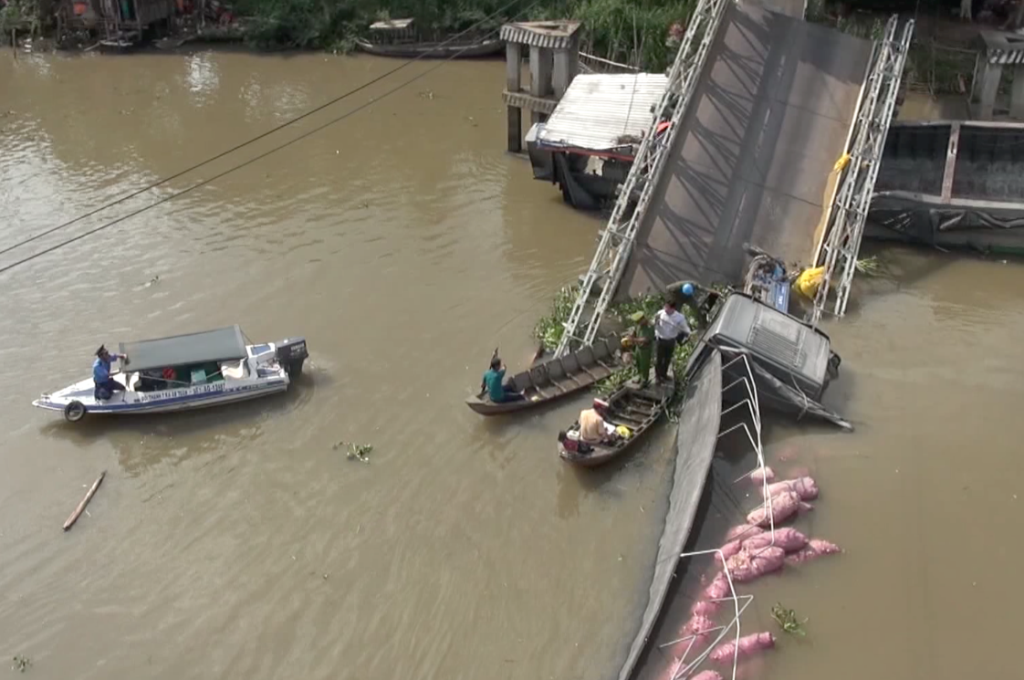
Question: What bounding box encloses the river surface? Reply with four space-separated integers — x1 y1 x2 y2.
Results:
2 50 1023 680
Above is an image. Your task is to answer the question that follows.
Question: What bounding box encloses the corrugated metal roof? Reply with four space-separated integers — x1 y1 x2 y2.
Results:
537 73 668 152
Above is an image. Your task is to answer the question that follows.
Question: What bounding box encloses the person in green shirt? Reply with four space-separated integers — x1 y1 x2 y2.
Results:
480 356 524 403
625 311 655 387
665 280 721 328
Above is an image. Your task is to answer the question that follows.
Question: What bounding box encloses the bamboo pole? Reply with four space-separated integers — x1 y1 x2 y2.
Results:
63 471 106 531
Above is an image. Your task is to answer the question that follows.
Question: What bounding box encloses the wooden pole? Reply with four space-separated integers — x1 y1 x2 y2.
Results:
63 471 106 532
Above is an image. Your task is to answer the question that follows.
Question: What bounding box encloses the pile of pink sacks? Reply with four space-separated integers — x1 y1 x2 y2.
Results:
660 470 843 679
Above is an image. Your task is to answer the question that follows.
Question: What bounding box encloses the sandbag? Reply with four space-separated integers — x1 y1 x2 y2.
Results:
724 546 785 582
709 632 776 662
742 527 808 554
714 539 744 565
750 466 775 485
746 490 801 527
786 538 842 565
684 614 716 645
691 599 719 617
704 572 730 600
690 672 724 680
724 524 764 542
762 476 819 501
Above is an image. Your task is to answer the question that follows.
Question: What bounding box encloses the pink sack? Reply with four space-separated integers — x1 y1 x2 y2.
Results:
750 466 775 484
742 527 808 554
709 632 776 662
746 490 801 527
724 546 785 582
684 614 717 645
786 538 842 565
714 539 744 565
724 524 764 542
762 476 819 501
691 599 719 616
704 572 730 600
690 672 724 680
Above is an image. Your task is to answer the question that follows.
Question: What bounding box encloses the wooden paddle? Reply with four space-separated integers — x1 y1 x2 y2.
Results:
478 347 499 397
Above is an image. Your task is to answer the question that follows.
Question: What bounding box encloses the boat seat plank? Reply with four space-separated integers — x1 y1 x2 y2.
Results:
546 360 567 381
593 340 611 361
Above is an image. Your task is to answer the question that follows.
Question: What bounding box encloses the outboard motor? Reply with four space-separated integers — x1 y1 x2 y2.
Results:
276 338 308 377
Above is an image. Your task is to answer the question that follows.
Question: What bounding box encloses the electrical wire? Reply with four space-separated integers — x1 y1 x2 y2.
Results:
0 0 526 259
0 24 512 277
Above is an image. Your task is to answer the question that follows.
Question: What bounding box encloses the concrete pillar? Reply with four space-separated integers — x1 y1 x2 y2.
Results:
1011 64 1024 120
530 45 553 97
978 60 1003 120
508 106 522 153
506 42 521 92
553 49 578 98
506 42 522 153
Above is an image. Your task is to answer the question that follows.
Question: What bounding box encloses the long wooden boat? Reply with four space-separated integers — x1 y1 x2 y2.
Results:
354 38 504 59
465 338 619 416
558 380 673 468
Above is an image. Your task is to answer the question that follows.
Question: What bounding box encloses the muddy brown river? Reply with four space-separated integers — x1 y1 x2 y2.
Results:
2 51 1023 680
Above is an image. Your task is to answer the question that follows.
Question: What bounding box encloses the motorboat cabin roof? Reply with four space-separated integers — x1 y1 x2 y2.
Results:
118 325 247 373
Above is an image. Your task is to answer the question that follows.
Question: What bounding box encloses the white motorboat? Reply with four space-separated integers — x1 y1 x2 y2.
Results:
33 325 308 422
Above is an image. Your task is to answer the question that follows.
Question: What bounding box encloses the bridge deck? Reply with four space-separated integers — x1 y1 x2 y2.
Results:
623 0 873 296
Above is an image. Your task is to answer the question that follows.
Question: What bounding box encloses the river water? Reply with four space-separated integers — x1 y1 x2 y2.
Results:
2 50 1023 680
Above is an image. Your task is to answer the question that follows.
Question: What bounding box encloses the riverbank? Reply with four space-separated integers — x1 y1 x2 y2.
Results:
1 0 695 70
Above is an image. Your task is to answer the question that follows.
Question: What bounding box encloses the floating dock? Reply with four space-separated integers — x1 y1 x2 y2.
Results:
868 120 1024 255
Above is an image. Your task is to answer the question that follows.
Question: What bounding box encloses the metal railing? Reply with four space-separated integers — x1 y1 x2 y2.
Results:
553 0 732 358
811 16 914 326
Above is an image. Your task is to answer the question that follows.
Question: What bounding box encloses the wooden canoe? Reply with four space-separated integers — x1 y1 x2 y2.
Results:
558 380 674 468
465 338 620 416
354 38 504 59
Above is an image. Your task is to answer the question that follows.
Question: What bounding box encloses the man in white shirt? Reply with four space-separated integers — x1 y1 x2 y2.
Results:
653 299 691 383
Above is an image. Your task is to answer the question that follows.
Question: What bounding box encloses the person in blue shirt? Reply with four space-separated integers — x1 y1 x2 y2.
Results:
480 356 524 403
93 345 129 400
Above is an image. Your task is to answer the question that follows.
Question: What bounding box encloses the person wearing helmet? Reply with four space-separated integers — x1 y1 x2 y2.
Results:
665 279 720 328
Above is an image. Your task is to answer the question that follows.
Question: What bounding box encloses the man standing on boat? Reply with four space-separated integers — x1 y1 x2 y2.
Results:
653 299 691 384
93 345 129 400
665 280 720 328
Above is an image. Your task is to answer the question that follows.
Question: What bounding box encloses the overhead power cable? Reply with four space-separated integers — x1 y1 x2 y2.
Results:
0 22 518 277
0 0 526 259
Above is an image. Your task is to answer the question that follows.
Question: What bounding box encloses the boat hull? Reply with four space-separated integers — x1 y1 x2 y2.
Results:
559 380 673 468
465 338 620 416
354 39 503 59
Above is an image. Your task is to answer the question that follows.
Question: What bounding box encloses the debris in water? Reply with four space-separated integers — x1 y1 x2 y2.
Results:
771 603 808 636
63 471 106 531
334 441 373 463
12 655 31 672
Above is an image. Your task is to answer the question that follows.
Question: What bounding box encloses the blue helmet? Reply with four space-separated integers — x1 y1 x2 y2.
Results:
681 283 695 297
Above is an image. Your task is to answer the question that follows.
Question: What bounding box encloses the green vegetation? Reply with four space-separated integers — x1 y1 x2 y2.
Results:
770 602 808 636
233 0 695 70
333 440 374 462
0 0 41 37
533 283 579 349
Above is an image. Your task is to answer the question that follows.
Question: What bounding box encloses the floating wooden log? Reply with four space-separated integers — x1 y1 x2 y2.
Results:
63 471 106 532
